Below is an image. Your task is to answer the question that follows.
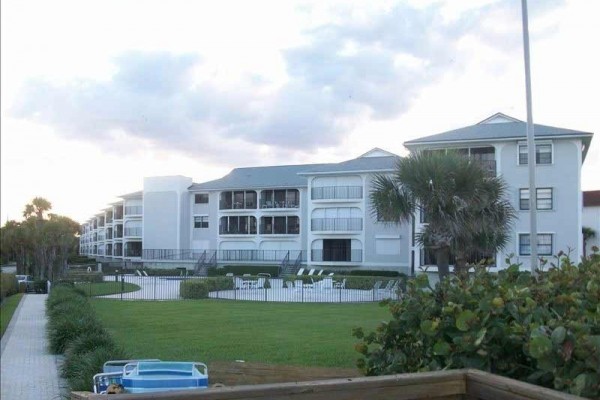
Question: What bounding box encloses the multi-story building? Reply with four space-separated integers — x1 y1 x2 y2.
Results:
80 113 594 273
404 113 593 270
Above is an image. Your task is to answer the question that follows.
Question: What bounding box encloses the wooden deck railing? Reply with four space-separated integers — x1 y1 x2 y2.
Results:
71 369 585 400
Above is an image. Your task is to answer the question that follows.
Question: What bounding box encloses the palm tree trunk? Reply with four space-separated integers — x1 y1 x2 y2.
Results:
436 248 450 280
455 253 468 279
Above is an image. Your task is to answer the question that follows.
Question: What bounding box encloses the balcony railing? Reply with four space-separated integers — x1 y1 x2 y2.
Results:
311 218 363 231
142 249 305 263
473 159 496 177
259 200 300 209
125 248 142 257
124 206 143 215
124 227 142 237
311 249 362 263
311 186 363 200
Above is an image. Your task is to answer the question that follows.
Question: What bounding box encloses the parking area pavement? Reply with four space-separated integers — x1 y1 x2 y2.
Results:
1 294 68 400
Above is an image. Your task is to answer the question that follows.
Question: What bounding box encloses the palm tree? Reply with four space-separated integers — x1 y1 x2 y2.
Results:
582 226 596 258
22 197 52 220
370 151 515 280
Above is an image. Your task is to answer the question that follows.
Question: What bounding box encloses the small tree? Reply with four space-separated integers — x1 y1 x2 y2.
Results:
370 151 515 280
582 226 596 258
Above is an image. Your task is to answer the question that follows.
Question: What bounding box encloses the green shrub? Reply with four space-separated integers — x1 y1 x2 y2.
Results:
353 255 600 398
63 343 128 391
33 279 47 293
180 280 209 299
349 270 404 277
0 273 18 301
180 277 234 299
48 312 104 354
62 272 104 283
46 283 127 392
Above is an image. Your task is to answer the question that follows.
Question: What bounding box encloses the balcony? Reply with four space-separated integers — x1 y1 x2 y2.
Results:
124 206 143 216
124 227 142 237
311 218 363 232
311 186 363 200
311 249 362 262
473 159 496 177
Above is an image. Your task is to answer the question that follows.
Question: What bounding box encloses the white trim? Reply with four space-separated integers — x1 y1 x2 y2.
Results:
404 133 592 148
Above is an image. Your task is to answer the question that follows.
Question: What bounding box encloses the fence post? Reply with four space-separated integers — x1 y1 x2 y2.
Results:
120 274 124 301
154 276 157 301
339 287 341 303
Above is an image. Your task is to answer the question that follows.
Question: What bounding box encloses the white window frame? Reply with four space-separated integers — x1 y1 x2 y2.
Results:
519 187 553 211
193 215 209 229
518 233 553 256
517 142 553 165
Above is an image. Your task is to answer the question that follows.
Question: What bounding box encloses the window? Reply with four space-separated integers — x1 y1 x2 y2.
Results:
194 216 209 228
195 194 209 204
519 233 553 256
518 143 552 165
219 216 257 234
519 188 553 210
259 216 300 234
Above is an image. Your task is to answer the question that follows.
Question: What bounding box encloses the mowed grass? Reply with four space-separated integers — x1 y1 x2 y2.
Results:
76 282 141 297
1 293 24 337
92 299 391 368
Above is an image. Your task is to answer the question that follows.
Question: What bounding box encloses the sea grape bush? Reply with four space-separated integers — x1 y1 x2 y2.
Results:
353 253 600 398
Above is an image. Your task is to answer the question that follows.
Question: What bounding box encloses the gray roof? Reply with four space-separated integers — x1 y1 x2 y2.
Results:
404 118 592 146
119 190 143 199
298 155 399 175
189 153 400 191
189 164 331 191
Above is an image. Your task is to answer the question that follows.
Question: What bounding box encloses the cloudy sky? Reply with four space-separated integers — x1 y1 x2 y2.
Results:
2 0 598 224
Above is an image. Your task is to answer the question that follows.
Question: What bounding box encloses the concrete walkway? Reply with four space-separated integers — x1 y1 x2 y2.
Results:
1 294 68 400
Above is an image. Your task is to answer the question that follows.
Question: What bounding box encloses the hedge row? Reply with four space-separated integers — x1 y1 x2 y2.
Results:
1 273 18 301
208 265 281 277
292 275 406 290
61 271 104 283
180 277 235 299
46 283 128 391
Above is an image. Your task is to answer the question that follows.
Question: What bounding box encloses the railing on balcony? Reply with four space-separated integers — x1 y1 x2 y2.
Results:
311 186 363 200
124 206 143 215
311 249 362 263
106 232 113 239
124 227 142 237
473 159 496 177
142 249 306 263
259 200 300 209
125 247 142 257
311 218 363 231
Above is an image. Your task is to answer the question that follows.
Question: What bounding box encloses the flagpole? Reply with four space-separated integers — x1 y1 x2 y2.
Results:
521 0 538 273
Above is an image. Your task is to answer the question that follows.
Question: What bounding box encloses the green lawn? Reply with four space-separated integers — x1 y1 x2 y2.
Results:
92 299 391 368
1 293 24 337
76 282 141 297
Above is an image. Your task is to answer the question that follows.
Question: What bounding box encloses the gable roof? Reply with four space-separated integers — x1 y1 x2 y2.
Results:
298 154 399 175
404 113 593 160
189 163 330 191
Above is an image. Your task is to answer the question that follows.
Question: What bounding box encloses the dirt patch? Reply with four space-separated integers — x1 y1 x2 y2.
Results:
208 361 361 386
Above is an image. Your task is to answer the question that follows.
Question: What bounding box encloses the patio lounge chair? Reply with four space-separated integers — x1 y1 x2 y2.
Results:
373 280 383 291
142 270 148 277
296 268 305 276
382 280 395 291
333 278 346 289
307 269 315 276
317 270 324 276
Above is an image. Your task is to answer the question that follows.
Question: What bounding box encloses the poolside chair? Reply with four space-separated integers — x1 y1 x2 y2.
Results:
142 270 149 277
225 273 234 277
317 270 324 276
373 280 383 291
296 268 305 276
307 269 315 276
333 278 346 289
135 270 142 277
328 272 334 276
382 280 395 291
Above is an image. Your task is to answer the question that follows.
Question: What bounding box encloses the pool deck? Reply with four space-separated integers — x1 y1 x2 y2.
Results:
99 275 400 302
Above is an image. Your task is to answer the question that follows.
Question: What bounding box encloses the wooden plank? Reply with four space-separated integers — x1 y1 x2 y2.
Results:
72 371 468 400
465 369 586 400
